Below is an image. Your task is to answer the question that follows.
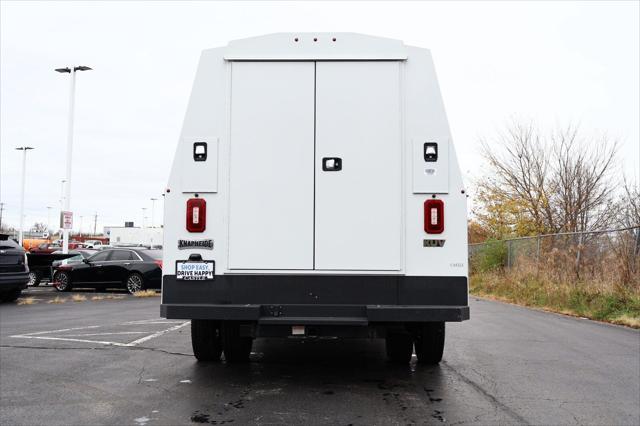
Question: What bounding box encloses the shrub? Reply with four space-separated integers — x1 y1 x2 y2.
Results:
472 239 507 273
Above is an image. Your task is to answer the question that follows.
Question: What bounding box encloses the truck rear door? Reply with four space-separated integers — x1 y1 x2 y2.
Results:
228 61 402 271
228 62 315 270
314 61 402 271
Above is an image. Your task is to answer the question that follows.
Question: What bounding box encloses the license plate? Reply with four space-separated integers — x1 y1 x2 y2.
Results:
176 260 215 280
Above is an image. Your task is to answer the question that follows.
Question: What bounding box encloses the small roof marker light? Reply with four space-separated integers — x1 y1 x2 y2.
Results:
332 37 336 42
313 37 318 42
294 37 299 42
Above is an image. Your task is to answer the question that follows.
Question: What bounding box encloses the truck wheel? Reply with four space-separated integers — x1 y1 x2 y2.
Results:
222 321 253 363
53 271 72 292
414 322 445 364
191 320 223 362
28 271 42 287
386 333 413 363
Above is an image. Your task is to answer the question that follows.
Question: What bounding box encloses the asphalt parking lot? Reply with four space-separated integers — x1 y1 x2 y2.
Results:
1 287 639 426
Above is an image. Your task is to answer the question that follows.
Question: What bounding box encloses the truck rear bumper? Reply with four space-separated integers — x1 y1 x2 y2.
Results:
161 303 469 324
161 274 469 323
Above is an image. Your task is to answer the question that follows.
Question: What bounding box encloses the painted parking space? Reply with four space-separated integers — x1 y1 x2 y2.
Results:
9 318 189 347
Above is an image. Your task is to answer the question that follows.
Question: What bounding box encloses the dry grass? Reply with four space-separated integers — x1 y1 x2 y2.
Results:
71 294 87 302
17 297 37 305
48 296 67 304
133 289 160 298
470 259 640 328
90 294 126 301
105 294 124 300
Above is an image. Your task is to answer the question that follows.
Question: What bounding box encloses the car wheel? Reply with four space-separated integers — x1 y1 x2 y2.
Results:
126 273 144 294
414 322 445 365
222 321 253 363
386 332 414 364
53 271 72 292
191 320 223 362
28 271 42 287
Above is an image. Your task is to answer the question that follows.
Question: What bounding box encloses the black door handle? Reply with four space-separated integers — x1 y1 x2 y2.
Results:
322 157 342 171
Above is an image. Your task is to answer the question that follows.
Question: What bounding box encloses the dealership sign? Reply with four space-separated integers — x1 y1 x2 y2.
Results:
60 211 73 230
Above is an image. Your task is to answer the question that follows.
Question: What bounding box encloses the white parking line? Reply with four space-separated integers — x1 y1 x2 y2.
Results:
123 319 186 325
127 322 189 346
10 320 189 347
9 335 133 347
15 325 100 336
63 332 148 337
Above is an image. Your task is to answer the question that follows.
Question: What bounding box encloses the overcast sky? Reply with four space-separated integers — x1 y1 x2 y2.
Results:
1 1 638 233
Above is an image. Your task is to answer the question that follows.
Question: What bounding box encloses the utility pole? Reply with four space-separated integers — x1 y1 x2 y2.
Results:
46 206 52 233
55 65 92 253
16 147 35 246
150 198 157 228
93 212 97 236
0 202 4 231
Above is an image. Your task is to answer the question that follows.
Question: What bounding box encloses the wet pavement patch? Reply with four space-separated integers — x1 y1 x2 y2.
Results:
190 411 210 423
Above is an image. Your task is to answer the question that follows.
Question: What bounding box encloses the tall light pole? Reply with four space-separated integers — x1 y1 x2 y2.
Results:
16 147 35 246
150 198 157 228
59 179 66 210
141 208 147 229
56 65 92 253
46 206 52 233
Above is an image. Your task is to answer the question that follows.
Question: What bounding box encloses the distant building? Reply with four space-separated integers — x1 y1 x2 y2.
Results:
104 223 163 247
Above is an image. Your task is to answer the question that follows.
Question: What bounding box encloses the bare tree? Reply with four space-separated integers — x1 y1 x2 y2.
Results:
476 121 619 237
550 126 619 233
30 222 48 233
476 121 553 237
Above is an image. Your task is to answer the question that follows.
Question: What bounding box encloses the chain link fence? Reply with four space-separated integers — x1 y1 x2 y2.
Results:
469 226 640 284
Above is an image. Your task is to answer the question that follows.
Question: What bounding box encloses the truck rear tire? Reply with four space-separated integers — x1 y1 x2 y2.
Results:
191 320 223 362
414 322 445 364
222 321 253 363
386 332 413 364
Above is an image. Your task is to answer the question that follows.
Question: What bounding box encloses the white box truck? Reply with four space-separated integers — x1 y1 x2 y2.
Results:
161 33 469 364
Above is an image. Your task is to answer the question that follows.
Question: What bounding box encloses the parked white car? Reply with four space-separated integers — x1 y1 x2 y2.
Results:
83 240 104 249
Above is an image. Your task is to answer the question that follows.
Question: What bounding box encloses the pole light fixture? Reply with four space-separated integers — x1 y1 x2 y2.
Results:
55 66 92 73
56 65 92 253
150 198 158 228
16 147 35 246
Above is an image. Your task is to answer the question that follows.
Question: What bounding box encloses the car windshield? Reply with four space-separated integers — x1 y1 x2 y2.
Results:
53 250 79 255
145 250 162 260
80 250 97 258
63 255 83 263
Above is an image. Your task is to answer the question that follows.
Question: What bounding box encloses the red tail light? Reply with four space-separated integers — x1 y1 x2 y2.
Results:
424 199 444 234
154 260 163 269
186 198 206 232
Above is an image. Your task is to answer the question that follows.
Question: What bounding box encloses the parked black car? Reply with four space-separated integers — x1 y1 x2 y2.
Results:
52 248 162 294
26 250 89 287
0 234 29 302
